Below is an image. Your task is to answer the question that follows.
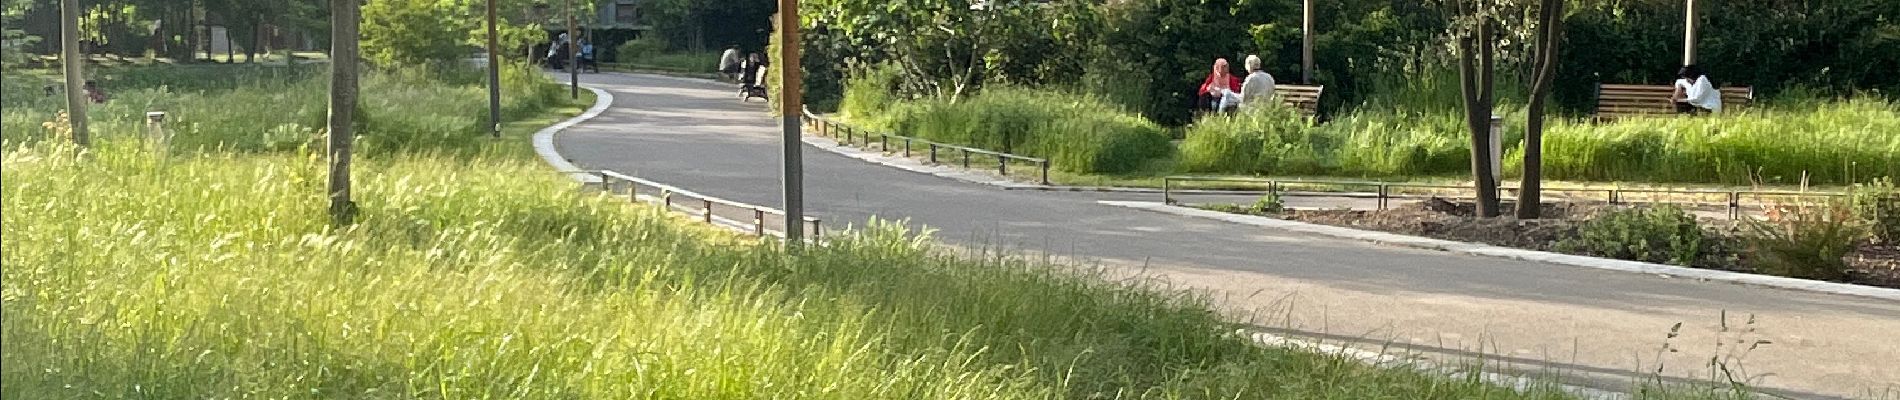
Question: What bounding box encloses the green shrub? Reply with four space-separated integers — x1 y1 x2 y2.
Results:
868 87 1171 174
613 37 667 61
838 63 904 121
1743 203 1871 280
1557 205 1710 266
1853 178 1900 244
1178 106 1300 173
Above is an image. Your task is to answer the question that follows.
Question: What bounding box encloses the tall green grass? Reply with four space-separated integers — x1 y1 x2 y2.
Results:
1177 97 1896 185
861 87 1172 174
1 138 1594 398
1534 99 1900 184
2 63 563 157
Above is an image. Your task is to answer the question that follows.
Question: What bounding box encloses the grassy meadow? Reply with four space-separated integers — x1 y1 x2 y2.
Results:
1 64 1701 398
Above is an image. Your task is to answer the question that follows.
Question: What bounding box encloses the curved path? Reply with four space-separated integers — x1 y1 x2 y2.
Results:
556 72 1900 399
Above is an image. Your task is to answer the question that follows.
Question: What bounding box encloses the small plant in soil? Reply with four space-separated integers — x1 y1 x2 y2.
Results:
1743 202 1870 281
1852 177 1900 245
1556 205 1710 267
1253 191 1286 214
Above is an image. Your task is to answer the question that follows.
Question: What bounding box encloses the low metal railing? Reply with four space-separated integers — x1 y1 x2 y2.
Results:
598 170 822 239
802 109 1051 185
1161 176 1849 220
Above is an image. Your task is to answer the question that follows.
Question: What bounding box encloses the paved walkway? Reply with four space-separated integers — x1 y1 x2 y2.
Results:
555 72 1900 399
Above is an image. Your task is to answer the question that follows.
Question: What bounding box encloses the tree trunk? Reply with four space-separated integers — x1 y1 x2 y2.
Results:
60 0 88 147
328 0 360 225
246 18 260 63
1517 0 1566 219
1475 10 1498 217
1456 0 1499 218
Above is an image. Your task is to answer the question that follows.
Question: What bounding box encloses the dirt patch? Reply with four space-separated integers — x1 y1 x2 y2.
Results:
1202 198 1900 289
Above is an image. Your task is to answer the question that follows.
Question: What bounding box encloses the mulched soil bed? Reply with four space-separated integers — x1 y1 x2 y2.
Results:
1203 198 1900 289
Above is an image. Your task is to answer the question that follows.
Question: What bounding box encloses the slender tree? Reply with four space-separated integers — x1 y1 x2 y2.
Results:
1516 0 1566 219
327 0 359 225
60 0 87 146
1455 0 1500 217
486 0 501 138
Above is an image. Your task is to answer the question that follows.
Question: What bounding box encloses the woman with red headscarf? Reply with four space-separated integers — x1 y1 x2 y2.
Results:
1199 58 1244 111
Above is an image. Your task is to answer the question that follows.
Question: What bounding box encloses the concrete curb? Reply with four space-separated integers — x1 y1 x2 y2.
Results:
1101 200 1900 302
533 85 614 183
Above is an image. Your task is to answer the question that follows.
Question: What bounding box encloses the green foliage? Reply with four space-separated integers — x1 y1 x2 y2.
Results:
1558 205 1711 266
867 87 1171 174
838 62 904 121
645 0 773 52
1852 178 1900 245
1253 191 1286 213
1743 204 1871 280
362 0 472 66
613 37 666 60
1178 106 1311 173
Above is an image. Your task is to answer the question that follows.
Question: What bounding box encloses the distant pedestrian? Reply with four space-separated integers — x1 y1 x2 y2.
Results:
83 80 107 103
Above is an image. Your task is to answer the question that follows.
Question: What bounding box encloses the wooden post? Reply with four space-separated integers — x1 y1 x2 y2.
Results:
1682 0 1697 65
60 0 87 146
328 0 361 225
1302 0 1315 84
566 0 579 99
778 1 805 245
486 0 502 137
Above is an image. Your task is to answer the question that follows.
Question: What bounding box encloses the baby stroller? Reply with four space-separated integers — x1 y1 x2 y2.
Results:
738 58 769 102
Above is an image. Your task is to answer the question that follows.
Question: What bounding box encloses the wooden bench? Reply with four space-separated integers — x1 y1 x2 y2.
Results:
1274 84 1323 118
1594 83 1753 120
1194 84 1324 119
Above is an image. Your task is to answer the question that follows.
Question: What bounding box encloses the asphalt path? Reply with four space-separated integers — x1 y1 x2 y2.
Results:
554 72 1900 399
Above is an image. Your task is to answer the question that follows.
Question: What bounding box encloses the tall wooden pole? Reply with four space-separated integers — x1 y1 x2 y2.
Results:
566 0 578 99
1302 0 1315 83
777 0 805 245
60 0 88 146
328 0 360 225
1683 0 1696 65
485 0 502 137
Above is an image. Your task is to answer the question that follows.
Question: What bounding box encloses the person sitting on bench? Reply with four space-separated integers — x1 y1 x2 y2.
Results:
1671 64 1721 115
1199 58 1244 112
1238 54 1276 109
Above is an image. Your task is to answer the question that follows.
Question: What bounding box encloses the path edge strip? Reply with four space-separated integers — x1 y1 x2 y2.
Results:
1101 200 1900 302
533 85 614 183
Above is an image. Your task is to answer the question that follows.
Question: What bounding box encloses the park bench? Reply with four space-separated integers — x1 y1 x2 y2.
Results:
1593 83 1753 121
1194 84 1325 120
1274 84 1324 119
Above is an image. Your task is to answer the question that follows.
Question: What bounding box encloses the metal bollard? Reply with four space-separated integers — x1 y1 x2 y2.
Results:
754 209 766 236
145 111 168 149
880 134 888 152
998 154 1008 175
703 199 714 223
1039 161 1050 186
962 150 970 168
1163 178 1173 204
903 138 912 158
929 144 938 164
627 183 638 202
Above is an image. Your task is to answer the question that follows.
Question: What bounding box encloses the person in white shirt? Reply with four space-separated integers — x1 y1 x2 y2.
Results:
1238 54 1276 108
718 45 743 82
1672 64 1721 115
